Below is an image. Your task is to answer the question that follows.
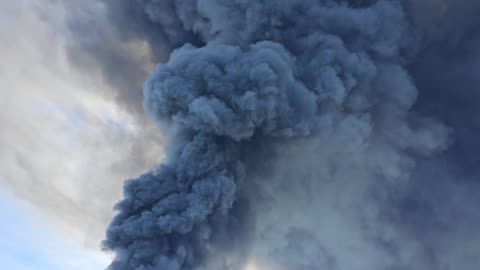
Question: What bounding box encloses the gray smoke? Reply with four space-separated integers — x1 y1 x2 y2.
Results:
100 0 479 270
382 1 480 269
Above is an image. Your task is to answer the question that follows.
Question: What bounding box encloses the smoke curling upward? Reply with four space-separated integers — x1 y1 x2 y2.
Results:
103 1 452 270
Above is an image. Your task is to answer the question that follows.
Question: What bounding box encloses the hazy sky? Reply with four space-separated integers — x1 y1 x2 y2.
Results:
0 1 163 268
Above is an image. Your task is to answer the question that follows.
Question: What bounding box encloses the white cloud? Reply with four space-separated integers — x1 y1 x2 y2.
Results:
0 0 163 252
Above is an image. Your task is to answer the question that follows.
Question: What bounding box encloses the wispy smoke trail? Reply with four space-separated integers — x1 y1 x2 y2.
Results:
100 1 480 269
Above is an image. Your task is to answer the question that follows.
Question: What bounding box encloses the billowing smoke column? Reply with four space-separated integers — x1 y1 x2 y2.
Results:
101 0 480 269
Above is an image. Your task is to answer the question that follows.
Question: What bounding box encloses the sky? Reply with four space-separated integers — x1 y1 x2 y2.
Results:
0 1 163 269
0 189 109 270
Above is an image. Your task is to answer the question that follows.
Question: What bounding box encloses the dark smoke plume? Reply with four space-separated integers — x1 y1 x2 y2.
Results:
100 0 480 269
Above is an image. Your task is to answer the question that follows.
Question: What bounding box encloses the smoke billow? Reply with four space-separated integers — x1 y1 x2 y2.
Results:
100 0 480 269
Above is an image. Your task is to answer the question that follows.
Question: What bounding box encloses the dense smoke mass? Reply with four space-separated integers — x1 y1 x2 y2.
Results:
99 0 480 269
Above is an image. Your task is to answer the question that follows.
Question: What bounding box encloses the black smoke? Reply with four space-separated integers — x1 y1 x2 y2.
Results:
92 0 480 269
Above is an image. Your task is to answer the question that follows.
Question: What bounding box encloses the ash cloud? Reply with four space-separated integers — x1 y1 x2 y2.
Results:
100 1 477 270
379 1 480 269
409 0 480 170
53 0 480 269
